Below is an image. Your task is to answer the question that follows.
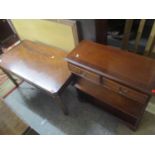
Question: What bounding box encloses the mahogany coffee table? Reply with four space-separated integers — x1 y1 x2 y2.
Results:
0 40 72 115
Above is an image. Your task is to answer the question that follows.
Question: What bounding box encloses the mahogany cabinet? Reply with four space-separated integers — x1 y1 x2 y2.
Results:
66 40 155 130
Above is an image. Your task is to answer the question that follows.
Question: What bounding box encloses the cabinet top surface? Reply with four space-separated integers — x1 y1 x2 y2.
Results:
66 40 155 94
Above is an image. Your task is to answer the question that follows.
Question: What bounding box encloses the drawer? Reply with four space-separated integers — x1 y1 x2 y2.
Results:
101 76 119 92
68 63 100 84
101 76 148 104
68 64 82 75
118 85 148 104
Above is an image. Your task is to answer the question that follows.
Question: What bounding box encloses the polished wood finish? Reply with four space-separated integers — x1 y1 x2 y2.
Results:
0 40 71 94
101 76 148 104
0 40 71 114
66 40 155 94
66 40 155 129
68 63 100 84
75 78 144 127
69 62 149 104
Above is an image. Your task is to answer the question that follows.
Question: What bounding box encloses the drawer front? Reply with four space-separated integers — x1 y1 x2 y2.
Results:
101 76 119 92
118 86 148 104
68 64 100 84
101 76 148 104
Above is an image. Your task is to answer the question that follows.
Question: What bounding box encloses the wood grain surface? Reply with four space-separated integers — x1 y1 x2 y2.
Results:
66 40 155 94
0 40 71 94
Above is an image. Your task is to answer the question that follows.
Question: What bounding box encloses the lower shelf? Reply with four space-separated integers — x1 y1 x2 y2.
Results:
75 78 145 129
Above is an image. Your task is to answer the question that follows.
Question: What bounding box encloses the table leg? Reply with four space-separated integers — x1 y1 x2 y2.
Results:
54 94 69 115
1 68 19 87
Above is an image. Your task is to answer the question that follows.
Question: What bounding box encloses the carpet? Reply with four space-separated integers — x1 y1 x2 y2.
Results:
0 69 22 98
5 82 155 134
0 98 28 135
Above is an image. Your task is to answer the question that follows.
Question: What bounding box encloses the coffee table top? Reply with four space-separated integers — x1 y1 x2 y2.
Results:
0 40 71 94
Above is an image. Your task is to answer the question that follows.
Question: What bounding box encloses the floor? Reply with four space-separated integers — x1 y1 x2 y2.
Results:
4 82 155 135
